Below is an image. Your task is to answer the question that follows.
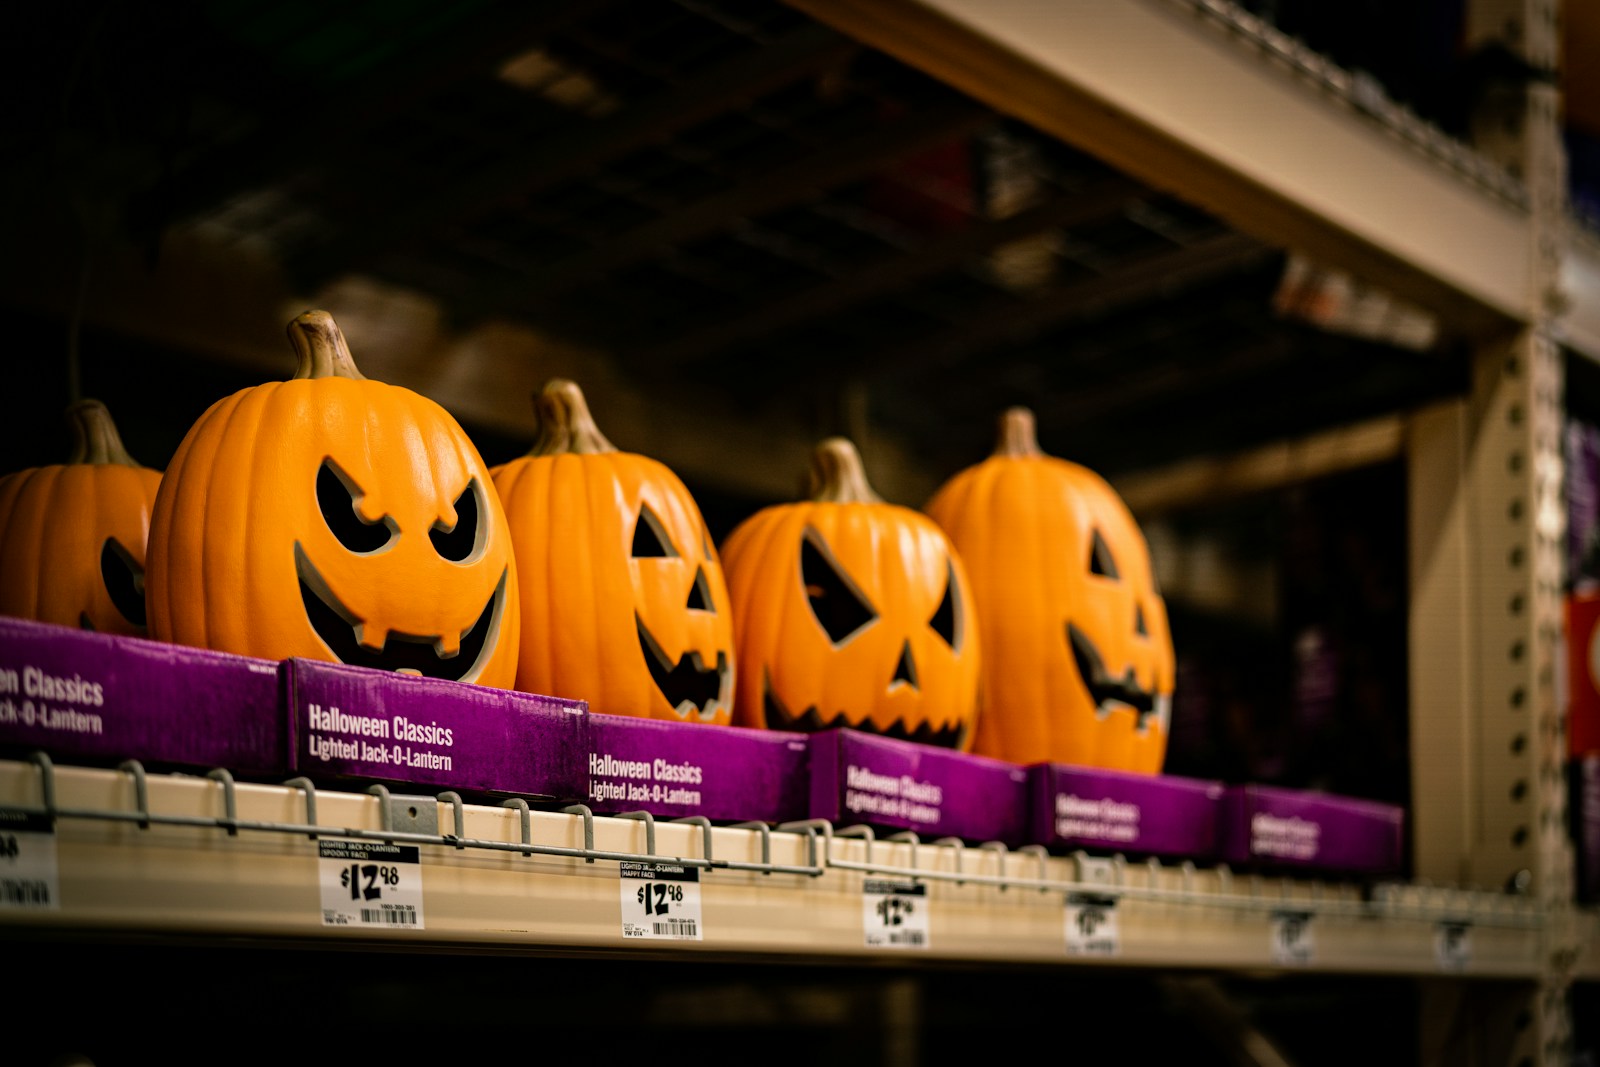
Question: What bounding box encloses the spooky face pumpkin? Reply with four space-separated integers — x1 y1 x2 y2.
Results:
0 400 162 635
145 310 519 687
490 379 734 722
924 407 1173 772
722 437 980 749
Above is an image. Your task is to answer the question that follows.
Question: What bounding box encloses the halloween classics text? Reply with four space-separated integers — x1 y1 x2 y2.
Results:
304 703 454 772
0 666 106 735
1054 793 1140 843
845 765 943 824
589 752 704 807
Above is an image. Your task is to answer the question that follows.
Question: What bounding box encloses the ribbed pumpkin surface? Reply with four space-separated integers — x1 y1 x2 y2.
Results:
925 408 1172 772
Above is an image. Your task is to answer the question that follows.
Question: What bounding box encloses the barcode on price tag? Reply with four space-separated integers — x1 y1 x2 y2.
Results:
318 839 424 929
1065 892 1120 957
863 879 929 949
0 810 58 911
619 862 703 940
1435 920 1471 971
1270 909 1315 966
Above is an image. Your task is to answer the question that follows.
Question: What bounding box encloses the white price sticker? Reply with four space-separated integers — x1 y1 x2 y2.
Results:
0 810 58 911
318 840 425 929
863 879 929 949
620 862 703 940
1434 920 1471 971
1270 909 1315 966
1065 892 1120 957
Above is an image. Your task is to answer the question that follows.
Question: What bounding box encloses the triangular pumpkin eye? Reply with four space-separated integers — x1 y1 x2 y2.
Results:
317 458 394 554
801 527 876 646
928 560 962 650
631 504 679 558
430 480 482 563
1089 529 1119 579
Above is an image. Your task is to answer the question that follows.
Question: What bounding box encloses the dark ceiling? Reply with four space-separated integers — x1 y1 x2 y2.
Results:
5 0 1487 489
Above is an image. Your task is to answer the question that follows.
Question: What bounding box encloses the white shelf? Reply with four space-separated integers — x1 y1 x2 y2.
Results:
1 758 1589 979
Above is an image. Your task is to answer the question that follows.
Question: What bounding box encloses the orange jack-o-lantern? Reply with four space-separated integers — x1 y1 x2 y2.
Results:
0 400 162 635
490 379 734 722
925 407 1173 772
146 310 519 687
723 437 980 749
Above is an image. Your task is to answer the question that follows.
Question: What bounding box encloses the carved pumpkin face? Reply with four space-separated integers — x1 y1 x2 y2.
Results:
723 438 980 749
925 407 1173 772
146 311 519 687
0 400 162 635
491 379 734 723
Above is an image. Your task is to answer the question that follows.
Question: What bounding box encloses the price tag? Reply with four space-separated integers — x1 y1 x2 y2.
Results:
318 839 424 929
619 862 703 940
1269 909 1315 966
863 879 929 949
1434 920 1471 971
0 810 59 911
1064 892 1120 957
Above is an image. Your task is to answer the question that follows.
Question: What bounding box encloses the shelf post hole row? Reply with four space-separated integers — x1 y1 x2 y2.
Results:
1412 0 1577 1063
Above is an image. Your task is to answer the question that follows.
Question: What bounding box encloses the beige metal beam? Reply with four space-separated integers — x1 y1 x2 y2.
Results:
783 0 1545 345
0 760 1566 976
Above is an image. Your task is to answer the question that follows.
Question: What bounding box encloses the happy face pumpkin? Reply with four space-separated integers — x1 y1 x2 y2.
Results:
145 310 519 687
491 379 734 722
924 407 1173 772
723 438 980 749
0 400 162 635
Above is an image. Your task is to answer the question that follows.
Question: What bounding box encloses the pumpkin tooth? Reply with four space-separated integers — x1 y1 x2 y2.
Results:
435 629 462 657
357 623 390 652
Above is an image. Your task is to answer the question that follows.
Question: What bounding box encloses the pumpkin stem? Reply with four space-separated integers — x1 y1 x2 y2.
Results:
993 406 1044 459
528 378 617 456
808 437 882 503
288 310 367 381
66 399 142 467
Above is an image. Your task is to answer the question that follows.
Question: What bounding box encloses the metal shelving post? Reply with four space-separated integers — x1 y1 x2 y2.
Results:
1410 0 1579 1063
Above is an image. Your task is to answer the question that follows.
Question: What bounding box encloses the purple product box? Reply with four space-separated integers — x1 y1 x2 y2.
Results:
586 714 811 823
286 658 588 800
1220 784 1405 876
1027 763 1224 860
809 729 1030 846
0 615 285 775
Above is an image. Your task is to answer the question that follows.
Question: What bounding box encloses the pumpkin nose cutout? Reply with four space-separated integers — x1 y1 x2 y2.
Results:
890 640 920 691
100 537 147 629
1134 603 1148 637
686 565 714 612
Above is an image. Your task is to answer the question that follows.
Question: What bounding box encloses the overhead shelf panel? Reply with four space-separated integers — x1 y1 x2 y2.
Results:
782 0 1600 352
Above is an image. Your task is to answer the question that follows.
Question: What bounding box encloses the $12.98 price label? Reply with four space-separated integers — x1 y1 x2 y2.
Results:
863 879 929 949
0 810 58 911
619 862 703 940
318 840 424 929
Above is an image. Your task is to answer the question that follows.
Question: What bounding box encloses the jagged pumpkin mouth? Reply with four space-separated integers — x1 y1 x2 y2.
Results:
295 542 505 683
761 668 968 749
635 613 730 721
1067 621 1164 730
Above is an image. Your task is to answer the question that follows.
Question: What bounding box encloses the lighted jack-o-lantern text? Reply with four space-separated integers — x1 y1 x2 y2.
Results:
925 407 1173 772
723 437 980 749
491 379 733 722
0 400 162 635
145 310 519 686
